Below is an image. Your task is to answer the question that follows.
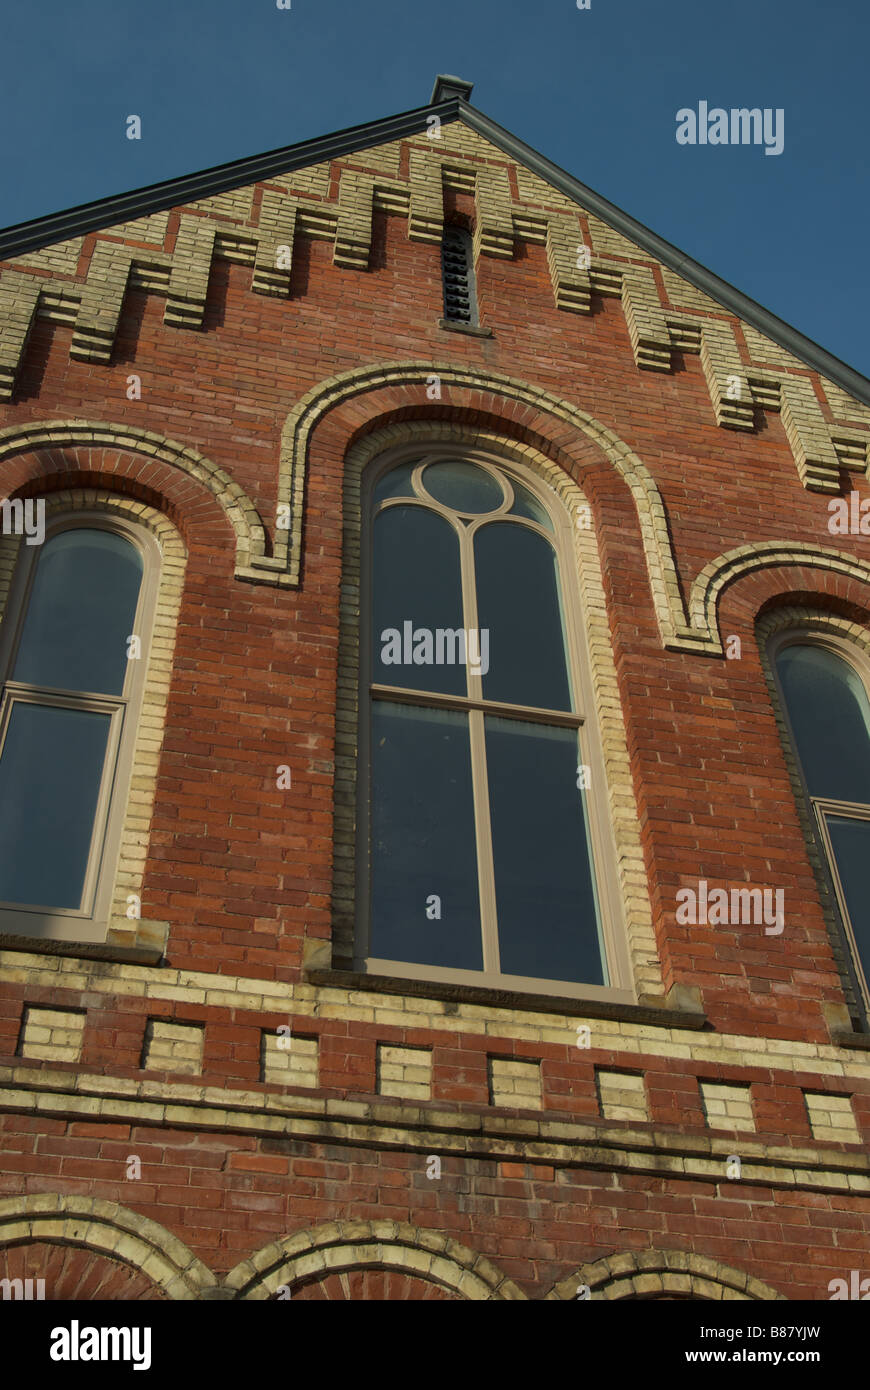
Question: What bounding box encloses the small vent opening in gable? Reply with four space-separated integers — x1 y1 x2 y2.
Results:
441 226 478 326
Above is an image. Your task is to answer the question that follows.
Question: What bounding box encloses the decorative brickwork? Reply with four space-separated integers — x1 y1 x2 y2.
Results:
17 1006 84 1063
4 118 869 496
222 1220 525 1300
141 1020 203 1076
596 1069 649 1123
377 1045 432 1101
804 1092 861 1144
546 1250 786 1301
1 94 869 1302
261 1032 319 1088
488 1057 543 1109
700 1081 756 1133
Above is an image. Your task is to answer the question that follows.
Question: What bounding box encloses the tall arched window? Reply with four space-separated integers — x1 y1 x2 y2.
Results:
772 636 870 1010
0 515 159 942
358 451 627 998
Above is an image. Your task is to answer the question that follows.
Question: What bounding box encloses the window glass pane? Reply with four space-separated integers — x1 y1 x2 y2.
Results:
370 702 482 970
374 462 418 505
485 716 606 985
507 478 553 531
422 460 504 514
776 645 870 802
13 529 143 696
475 523 572 710
825 814 870 980
372 506 466 696
0 703 111 909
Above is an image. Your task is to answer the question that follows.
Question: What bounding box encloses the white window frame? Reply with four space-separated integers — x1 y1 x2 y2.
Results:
356 444 634 1004
0 511 161 942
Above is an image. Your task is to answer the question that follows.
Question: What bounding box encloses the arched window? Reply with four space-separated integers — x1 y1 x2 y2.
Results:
0 515 159 942
358 452 627 998
772 636 870 1009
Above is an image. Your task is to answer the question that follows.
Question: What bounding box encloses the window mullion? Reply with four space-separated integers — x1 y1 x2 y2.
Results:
459 516 500 974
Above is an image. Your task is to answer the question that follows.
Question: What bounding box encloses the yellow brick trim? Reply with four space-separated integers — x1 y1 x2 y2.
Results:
596 1068 649 1123
331 419 662 998
4 126 869 496
273 361 692 649
0 489 187 950
3 1066 867 1191
0 1194 213 1300
4 949 870 1085
490 1057 543 1109
700 1080 756 1133
19 1006 85 1064
224 1220 524 1300
683 543 870 656
546 1250 786 1300
805 1091 861 1143
0 418 266 579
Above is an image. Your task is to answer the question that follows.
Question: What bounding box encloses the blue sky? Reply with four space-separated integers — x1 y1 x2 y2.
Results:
3 0 868 374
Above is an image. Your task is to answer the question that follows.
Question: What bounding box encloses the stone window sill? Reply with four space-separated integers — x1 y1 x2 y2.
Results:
437 318 493 338
306 965 708 1030
0 918 169 966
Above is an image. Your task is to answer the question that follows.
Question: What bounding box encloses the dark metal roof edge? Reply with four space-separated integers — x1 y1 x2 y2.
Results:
459 102 870 409
0 98 462 263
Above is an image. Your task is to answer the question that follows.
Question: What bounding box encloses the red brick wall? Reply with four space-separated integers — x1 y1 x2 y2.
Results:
1 160 868 1301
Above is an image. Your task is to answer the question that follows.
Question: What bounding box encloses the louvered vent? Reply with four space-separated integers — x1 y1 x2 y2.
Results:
441 226 477 325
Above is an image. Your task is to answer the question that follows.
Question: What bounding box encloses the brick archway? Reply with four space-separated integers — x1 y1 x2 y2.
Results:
546 1250 786 1301
0 419 267 579
0 1195 214 1300
224 1220 525 1300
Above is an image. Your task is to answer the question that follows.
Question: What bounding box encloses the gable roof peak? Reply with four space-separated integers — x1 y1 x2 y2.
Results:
430 75 475 105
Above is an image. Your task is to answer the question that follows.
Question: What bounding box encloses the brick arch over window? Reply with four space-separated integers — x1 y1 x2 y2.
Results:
0 419 267 579
275 361 697 646
330 419 663 1000
0 1194 214 1300
0 489 187 956
689 542 870 654
545 1250 786 1301
223 1220 525 1300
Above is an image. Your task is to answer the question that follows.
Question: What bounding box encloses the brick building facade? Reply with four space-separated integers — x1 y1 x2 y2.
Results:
0 75 868 1303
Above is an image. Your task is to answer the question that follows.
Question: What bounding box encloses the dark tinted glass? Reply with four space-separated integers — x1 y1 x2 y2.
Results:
374 462 417 505
776 645 870 802
370 702 482 969
508 478 553 530
485 716 605 984
475 523 572 710
13 529 143 696
372 506 466 696
0 703 111 909
422 460 504 514
826 814 870 979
